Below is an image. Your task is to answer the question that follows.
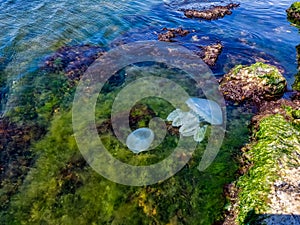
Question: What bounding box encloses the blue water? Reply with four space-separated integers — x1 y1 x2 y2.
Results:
0 1 299 91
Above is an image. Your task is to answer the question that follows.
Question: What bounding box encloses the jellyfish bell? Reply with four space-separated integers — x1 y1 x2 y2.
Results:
126 128 155 154
185 97 223 125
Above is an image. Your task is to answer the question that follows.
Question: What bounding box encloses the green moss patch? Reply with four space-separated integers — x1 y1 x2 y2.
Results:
287 2 300 26
235 114 300 224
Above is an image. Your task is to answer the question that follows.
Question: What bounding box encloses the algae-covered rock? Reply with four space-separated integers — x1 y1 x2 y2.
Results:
236 114 300 224
297 44 300 70
0 118 45 211
219 62 287 104
183 3 240 20
223 99 300 224
292 45 300 91
286 2 300 26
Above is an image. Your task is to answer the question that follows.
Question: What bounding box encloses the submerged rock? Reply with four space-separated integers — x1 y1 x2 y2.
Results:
43 45 104 80
0 118 45 210
286 2 300 26
198 43 223 66
157 27 223 66
183 3 240 20
158 27 190 42
219 62 287 104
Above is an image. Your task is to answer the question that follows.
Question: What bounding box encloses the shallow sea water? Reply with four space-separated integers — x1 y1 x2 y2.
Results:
0 0 299 224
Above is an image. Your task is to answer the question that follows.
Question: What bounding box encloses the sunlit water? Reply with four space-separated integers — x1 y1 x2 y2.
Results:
0 0 299 223
0 0 299 91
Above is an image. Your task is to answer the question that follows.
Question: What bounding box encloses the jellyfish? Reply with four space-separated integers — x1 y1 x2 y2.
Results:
166 97 223 142
126 128 154 154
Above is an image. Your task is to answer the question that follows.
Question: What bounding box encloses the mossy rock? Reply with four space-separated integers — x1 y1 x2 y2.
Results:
219 62 287 104
292 71 300 91
297 44 300 70
234 112 300 224
287 2 300 26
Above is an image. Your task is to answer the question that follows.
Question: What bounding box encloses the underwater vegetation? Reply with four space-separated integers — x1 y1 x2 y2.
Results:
0 61 253 225
0 107 252 225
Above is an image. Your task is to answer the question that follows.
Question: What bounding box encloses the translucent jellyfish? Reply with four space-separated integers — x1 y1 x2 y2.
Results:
166 97 222 142
185 97 223 125
126 128 154 154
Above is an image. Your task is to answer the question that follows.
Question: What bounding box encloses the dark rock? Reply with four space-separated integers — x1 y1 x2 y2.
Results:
183 3 240 20
251 98 300 129
219 62 287 104
43 45 104 80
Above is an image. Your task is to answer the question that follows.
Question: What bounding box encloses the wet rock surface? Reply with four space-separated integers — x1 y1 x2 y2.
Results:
252 98 300 128
219 62 287 104
183 3 240 20
43 45 104 80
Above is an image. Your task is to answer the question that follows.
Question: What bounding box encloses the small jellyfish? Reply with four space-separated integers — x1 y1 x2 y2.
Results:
126 128 154 154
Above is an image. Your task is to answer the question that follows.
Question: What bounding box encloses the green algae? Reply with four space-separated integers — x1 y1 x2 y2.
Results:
1 107 251 225
235 114 300 224
0 63 254 225
0 61 255 224
287 2 300 26
293 71 300 91
5 70 74 125
292 44 300 91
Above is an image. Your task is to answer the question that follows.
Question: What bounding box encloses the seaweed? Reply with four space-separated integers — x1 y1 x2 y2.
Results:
235 114 300 224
